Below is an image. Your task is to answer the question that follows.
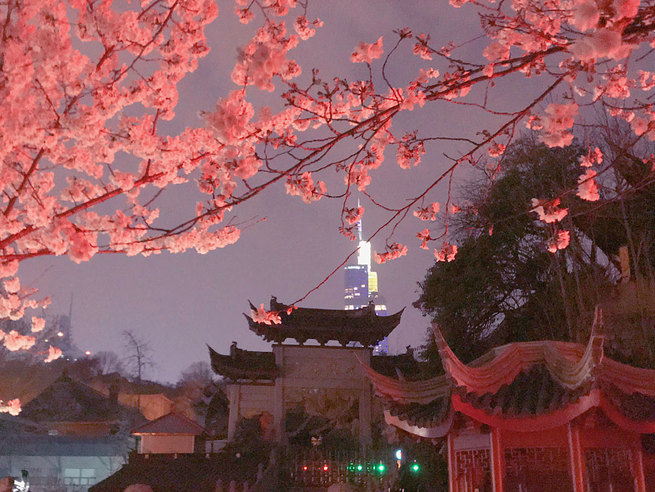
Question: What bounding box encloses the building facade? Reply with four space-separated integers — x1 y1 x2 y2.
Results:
209 297 403 445
365 313 655 491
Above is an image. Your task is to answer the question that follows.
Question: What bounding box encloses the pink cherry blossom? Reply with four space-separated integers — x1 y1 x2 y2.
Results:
483 41 510 63
231 21 301 92
416 229 432 250
44 345 63 363
204 91 254 145
613 0 640 20
531 198 568 223
3 277 20 294
0 398 21 416
345 206 365 225
539 103 578 148
547 230 570 253
285 172 326 203
351 37 384 64
638 71 655 91
31 316 45 333
251 303 282 325
236 8 255 24
571 1 600 31
3 330 35 351
413 33 433 60
488 142 506 157
293 16 321 40
414 203 440 221
578 147 603 167
396 134 426 169
374 243 408 264
434 242 458 262
577 169 600 201
571 29 631 62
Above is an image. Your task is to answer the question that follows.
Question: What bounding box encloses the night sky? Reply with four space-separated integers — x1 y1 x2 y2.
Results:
17 1 520 383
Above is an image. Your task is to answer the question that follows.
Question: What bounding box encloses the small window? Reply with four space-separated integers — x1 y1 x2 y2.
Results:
63 468 93 485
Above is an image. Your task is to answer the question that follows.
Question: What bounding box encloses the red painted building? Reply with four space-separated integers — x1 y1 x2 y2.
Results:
364 313 655 491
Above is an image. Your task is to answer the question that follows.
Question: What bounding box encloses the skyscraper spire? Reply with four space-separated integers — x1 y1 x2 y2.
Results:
356 198 363 242
356 215 371 270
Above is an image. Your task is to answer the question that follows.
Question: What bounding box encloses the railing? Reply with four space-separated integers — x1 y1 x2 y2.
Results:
279 446 393 489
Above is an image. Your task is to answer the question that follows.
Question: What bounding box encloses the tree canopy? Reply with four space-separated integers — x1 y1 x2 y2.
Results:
416 134 654 369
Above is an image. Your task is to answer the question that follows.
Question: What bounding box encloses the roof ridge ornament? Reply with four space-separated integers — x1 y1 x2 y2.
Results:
431 323 459 381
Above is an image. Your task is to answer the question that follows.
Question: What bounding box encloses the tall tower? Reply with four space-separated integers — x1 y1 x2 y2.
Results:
344 219 389 354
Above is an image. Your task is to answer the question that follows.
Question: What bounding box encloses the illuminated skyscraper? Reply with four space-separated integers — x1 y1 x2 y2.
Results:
344 220 389 354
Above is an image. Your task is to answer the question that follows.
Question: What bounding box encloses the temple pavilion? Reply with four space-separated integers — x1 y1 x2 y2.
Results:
208 296 403 445
363 309 655 491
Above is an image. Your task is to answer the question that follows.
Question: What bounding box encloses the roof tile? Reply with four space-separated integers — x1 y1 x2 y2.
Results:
131 413 205 435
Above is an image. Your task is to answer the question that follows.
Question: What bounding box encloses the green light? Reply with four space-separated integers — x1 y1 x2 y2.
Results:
411 462 420 473
377 463 386 474
356 464 363 472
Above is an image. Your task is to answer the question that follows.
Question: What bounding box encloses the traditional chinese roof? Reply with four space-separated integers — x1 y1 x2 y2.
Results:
208 343 279 381
131 412 205 436
19 374 122 423
245 297 403 346
363 309 655 439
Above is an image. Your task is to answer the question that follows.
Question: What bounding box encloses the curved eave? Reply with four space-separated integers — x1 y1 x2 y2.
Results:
383 389 655 438
361 362 450 404
384 406 454 439
452 390 655 434
207 344 279 381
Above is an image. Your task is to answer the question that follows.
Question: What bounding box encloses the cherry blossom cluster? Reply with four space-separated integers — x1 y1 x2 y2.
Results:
434 242 458 263
547 230 571 254
396 133 426 169
0 399 21 416
413 203 440 222
345 206 365 226
251 303 282 325
576 147 604 201
531 198 569 224
374 243 409 264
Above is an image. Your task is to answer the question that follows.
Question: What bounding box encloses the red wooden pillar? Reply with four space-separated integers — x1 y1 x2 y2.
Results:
567 423 585 492
490 428 504 492
447 433 456 492
633 443 647 492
